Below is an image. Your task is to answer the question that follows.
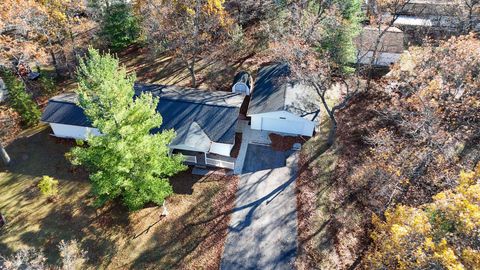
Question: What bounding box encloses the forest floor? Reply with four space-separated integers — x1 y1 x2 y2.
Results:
0 126 238 269
118 45 258 91
51 45 258 94
294 85 367 270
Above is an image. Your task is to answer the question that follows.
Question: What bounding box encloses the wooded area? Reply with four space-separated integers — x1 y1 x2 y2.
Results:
1 0 479 269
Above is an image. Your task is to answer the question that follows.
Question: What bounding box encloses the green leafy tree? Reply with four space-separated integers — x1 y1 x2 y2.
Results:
0 68 41 127
101 2 141 50
69 48 185 210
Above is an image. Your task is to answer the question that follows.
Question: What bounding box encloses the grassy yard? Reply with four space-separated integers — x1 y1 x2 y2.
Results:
0 126 238 269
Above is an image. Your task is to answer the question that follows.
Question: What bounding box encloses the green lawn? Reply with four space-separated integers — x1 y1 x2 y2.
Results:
0 126 238 269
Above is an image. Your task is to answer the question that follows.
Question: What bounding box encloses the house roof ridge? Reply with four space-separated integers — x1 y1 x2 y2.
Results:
159 96 242 109
49 93 242 109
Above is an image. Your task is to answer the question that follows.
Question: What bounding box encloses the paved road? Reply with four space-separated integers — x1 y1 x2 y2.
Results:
221 144 298 270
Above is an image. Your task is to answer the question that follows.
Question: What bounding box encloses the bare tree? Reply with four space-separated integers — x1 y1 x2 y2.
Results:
142 0 232 87
58 240 87 270
362 0 413 90
0 248 46 270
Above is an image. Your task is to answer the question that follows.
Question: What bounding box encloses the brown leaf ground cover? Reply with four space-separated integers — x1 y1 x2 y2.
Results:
0 127 238 269
295 87 480 269
295 122 366 270
0 105 21 144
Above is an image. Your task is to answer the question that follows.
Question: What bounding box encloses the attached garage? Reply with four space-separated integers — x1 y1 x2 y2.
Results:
247 63 321 137
250 111 315 137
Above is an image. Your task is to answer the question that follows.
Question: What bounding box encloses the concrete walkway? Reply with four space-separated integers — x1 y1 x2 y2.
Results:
221 147 298 270
234 120 272 174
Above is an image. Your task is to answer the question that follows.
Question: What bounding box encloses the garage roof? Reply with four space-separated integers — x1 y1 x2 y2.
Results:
248 63 321 122
41 84 243 144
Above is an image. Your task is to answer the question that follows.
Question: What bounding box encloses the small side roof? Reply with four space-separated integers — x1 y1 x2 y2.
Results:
41 100 91 127
248 63 321 121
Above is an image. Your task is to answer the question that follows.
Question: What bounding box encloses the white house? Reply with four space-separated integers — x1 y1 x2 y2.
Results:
247 63 321 137
41 84 244 170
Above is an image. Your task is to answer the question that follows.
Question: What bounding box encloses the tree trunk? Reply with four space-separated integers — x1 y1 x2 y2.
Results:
188 0 200 88
314 83 338 147
188 60 196 88
50 49 60 78
468 6 474 33
0 143 10 166
319 93 338 147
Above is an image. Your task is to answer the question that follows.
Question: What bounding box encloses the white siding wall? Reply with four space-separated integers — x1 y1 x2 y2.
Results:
209 142 234 156
250 111 315 136
50 123 101 140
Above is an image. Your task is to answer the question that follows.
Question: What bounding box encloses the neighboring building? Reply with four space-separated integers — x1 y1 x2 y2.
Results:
395 0 479 42
41 84 245 170
356 25 405 67
363 0 480 43
247 63 321 137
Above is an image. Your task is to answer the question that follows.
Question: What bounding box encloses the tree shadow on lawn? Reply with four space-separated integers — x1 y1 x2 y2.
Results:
0 127 87 182
19 200 131 267
0 242 13 256
129 174 237 269
169 168 202 195
0 127 129 267
117 45 250 91
1 125 236 268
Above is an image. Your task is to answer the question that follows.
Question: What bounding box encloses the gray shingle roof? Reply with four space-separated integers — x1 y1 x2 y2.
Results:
247 63 290 115
248 63 322 122
41 100 91 127
41 84 243 144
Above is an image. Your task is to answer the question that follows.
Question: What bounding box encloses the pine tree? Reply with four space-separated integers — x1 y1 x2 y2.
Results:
319 0 363 73
69 48 186 210
100 2 140 50
0 68 41 127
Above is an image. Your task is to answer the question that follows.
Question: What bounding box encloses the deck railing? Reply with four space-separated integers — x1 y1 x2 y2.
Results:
184 155 197 164
206 158 235 169
182 154 235 169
